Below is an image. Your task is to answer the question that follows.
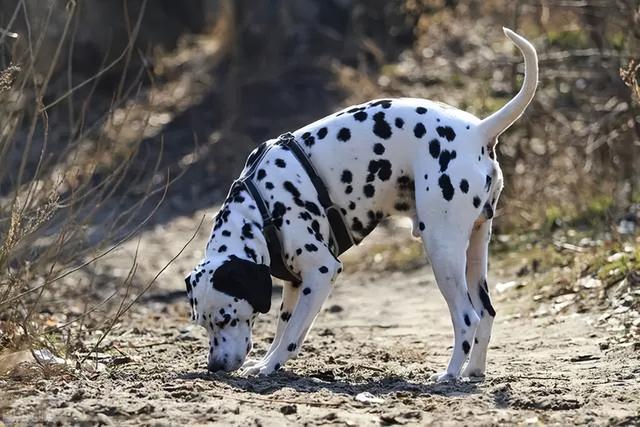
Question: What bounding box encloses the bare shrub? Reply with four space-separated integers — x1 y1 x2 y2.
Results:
0 1 189 362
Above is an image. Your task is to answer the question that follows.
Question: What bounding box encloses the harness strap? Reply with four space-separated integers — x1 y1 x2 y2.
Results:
278 134 356 256
238 133 356 283
243 179 300 283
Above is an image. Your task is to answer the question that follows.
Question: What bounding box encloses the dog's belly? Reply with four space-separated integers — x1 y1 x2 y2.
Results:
292 97 480 242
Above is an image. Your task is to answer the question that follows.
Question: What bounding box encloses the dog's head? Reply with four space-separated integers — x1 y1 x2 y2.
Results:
185 255 272 372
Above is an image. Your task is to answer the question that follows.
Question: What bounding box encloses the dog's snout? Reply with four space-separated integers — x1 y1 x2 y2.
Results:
208 360 226 372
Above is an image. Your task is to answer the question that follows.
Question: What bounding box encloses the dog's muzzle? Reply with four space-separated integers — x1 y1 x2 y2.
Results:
208 360 227 373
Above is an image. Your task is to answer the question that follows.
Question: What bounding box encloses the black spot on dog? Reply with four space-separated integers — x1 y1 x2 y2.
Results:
303 287 311 295
256 169 266 180
265 182 274 190
354 111 368 122
473 196 481 208
304 243 318 252
429 139 440 158
373 143 385 155
244 246 257 262
485 175 492 191
218 245 227 253
438 150 457 172
319 266 329 274
299 212 312 221
352 217 364 231
369 99 392 109
272 202 286 227
438 174 455 201
395 117 404 128
363 184 375 198
295 248 302 256
317 127 328 139
341 170 353 183
436 126 456 141
281 311 291 321
242 223 254 239
302 133 316 147
287 343 297 352
462 340 470 354
274 363 281 371
416 106 427 114
414 123 426 138
464 314 471 327
222 230 231 237
367 159 392 182
337 128 351 142
459 179 469 193
345 185 353 194
419 222 425 231
305 201 321 216
373 112 392 139
283 181 301 198
348 201 356 210
479 283 496 317
275 158 286 168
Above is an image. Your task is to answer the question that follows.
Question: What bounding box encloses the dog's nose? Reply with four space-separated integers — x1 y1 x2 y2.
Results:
208 360 226 372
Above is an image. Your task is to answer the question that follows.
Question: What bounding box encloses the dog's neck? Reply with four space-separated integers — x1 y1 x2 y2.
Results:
205 188 270 267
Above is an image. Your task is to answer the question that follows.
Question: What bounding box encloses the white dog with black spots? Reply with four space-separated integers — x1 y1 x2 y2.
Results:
185 28 538 382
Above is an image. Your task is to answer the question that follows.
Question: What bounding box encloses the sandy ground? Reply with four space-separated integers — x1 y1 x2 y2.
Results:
2 210 639 426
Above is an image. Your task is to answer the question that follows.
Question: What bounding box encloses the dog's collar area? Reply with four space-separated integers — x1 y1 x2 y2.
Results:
238 133 354 283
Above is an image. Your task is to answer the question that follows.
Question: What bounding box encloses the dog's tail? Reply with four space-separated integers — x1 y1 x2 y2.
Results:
478 28 538 143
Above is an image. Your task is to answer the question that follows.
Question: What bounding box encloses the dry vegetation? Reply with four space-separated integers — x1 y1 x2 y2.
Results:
0 0 193 371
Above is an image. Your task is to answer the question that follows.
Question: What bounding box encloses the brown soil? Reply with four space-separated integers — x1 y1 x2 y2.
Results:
2 211 639 426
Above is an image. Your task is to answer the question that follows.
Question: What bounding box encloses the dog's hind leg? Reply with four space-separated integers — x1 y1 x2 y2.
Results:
415 196 481 382
462 220 496 378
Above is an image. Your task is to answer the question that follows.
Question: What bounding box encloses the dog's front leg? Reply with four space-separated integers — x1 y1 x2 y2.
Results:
241 260 339 376
462 220 495 378
242 280 301 369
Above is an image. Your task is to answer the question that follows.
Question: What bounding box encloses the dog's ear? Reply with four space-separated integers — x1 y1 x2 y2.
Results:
212 257 272 313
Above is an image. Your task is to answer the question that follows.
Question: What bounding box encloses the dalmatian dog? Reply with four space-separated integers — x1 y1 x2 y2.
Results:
184 28 538 381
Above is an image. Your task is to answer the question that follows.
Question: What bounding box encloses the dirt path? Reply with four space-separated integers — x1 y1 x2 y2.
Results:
2 213 639 426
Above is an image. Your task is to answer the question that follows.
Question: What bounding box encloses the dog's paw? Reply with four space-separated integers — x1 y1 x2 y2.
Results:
240 358 260 369
430 371 458 383
240 359 282 376
461 366 486 379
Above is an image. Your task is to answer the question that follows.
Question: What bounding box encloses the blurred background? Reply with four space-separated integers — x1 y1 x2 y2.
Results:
0 0 639 355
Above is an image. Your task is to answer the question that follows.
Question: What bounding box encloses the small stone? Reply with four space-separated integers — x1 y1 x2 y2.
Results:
280 404 297 415
327 304 344 313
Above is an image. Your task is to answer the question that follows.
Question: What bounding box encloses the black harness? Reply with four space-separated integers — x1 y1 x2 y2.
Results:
236 133 355 283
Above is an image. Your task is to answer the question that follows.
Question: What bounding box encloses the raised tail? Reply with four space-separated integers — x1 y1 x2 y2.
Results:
478 28 538 142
